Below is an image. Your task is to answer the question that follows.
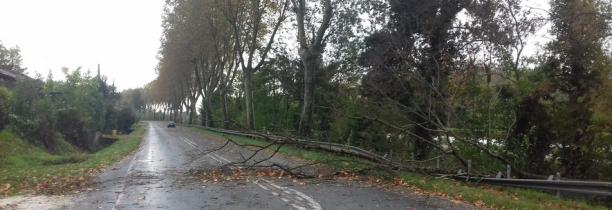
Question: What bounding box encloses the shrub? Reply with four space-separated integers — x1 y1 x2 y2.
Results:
117 107 137 134
0 86 10 131
56 108 91 150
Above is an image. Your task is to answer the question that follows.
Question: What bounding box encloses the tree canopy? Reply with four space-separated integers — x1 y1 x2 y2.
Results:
147 0 612 180
0 42 25 73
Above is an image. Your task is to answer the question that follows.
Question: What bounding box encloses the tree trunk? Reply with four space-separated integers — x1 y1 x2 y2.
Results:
244 68 255 130
179 108 184 123
201 99 206 126
171 108 175 122
292 0 332 137
413 115 435 160
205 96 215 127
298 51 320 137
188 99 197 124
221 89 230 129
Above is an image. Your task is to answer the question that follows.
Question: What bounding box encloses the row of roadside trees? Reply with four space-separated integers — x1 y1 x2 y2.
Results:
147 0 612 180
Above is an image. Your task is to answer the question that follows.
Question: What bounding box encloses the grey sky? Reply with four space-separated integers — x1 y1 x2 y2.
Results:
0 0 164 90
0 0 556 91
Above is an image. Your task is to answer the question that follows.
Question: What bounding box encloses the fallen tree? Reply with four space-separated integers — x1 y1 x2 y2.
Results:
187 122 553 180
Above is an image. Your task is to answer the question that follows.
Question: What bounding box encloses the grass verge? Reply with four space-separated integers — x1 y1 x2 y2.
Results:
0 122 146 196
191 126 608 210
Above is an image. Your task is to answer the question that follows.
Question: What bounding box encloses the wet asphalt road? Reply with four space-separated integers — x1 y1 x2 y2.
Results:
68 122 473 210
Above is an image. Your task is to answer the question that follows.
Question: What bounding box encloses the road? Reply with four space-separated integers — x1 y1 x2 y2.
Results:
20 122 474 210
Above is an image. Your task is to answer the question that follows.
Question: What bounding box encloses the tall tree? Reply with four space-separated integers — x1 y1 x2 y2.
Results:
291 0 334 137
361 0 470 160
225 0 289 130
546 0 610 177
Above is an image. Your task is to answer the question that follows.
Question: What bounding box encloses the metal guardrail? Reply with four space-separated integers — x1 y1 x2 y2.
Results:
454 175 612 199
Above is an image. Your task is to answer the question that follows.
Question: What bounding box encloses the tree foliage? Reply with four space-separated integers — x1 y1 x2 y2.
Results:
0 42 25 73
6 68 136 152
0 86 10 131
148 0 612 180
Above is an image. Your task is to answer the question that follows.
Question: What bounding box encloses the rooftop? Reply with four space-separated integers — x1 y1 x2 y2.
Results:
0 69 17 81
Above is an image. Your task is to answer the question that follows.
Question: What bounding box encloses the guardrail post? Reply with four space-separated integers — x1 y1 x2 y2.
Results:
506 165 511 179
467 160 472 176
555 172 562 198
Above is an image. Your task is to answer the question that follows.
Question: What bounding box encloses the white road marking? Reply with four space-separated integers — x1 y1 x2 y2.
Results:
180 135 322 210
207 154 224 164
211 153 231 163
291 204 308 210
110 124 320 210
260 179 322 210
255 180 313 209
181 137 198 148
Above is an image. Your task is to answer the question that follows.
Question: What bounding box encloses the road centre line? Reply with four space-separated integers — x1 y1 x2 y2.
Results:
178 135 321 210
260 179 322 210
180 137 227 164
254 179 319 210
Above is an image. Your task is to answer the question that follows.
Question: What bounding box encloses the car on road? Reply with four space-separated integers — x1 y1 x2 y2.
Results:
167 121 176 128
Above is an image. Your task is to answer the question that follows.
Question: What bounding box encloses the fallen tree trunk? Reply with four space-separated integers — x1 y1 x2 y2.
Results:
186 124 461 174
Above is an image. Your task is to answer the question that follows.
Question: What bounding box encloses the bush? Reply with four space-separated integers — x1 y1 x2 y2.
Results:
0 86 10 131
117 107 137 134
56 108 93 150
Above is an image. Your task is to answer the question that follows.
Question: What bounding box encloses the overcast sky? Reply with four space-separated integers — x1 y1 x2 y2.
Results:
0 0 164 90
0 0 554 91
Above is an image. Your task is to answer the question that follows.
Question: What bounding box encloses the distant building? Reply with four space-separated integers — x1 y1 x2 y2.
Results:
0 69 33 88
0 69 17 87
